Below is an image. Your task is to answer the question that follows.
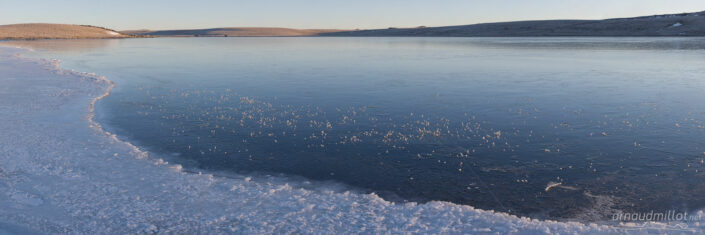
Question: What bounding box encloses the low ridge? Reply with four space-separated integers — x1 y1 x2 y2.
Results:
0 23 130 40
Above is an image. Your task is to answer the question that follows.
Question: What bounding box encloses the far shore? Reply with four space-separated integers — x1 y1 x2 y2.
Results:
2 10 704 40
129 11 705 37
0 23 135 40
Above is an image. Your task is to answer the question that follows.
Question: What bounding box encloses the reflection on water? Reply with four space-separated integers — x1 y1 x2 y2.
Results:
0 39 121 52
18 37 705 221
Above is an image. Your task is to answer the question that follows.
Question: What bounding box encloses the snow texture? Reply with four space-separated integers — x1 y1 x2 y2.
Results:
0 46 703 234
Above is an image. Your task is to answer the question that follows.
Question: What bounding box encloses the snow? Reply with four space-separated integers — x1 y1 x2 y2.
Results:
105 31 121 36
0 46 703 234
672 22 684 27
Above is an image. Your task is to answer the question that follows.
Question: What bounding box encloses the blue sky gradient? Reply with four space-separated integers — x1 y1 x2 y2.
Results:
1 0 705 30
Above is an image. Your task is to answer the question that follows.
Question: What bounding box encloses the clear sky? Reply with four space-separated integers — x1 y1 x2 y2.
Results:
1 0 704 30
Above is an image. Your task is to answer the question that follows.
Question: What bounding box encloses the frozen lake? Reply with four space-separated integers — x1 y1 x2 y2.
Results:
9 37 705 221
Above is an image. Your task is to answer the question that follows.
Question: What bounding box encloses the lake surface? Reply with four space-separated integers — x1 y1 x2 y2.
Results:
8 37 705 220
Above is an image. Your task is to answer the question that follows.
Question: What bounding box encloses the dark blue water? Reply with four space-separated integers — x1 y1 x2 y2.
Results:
10 37 705 220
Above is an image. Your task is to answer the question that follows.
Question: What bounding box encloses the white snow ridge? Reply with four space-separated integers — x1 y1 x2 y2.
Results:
105 30 121 36
1 46 703 234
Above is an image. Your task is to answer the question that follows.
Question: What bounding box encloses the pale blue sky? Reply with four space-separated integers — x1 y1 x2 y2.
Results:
1 0 704 30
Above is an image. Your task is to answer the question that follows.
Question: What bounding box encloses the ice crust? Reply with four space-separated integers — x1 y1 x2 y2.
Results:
0 46 702 234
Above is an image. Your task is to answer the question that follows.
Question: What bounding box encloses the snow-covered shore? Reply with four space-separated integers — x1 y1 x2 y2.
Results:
0 46 701 234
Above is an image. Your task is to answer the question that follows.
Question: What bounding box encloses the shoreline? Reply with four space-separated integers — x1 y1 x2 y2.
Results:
3 35 705 43
0 45 700 233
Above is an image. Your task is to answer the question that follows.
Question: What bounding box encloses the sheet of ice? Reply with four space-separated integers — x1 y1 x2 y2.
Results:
0 46 702 234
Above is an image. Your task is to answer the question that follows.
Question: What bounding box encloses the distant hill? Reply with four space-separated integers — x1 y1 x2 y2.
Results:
122 27 345 37
5 10 704 40
320 11 705 37
0 23 130 40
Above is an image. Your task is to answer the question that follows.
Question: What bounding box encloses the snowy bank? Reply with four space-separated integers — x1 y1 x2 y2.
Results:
0 46 701 234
